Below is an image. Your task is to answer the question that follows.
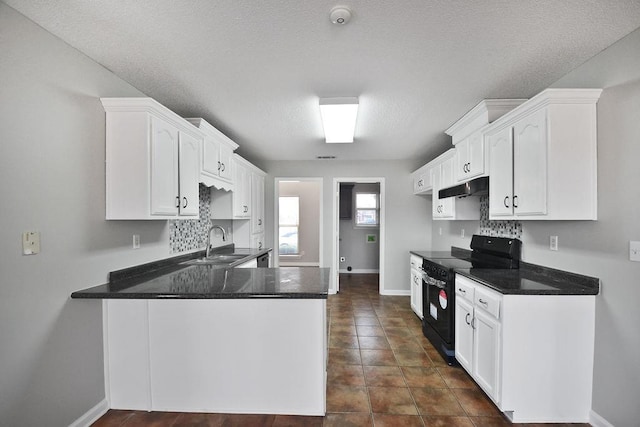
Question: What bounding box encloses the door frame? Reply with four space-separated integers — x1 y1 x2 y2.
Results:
332 177 385 294
273 177 323 268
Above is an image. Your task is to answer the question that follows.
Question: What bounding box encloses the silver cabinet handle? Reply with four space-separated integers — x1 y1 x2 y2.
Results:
175 196 180 208
458 288 466 294
183 197 188 209
478 298 488 306
465 313 471 325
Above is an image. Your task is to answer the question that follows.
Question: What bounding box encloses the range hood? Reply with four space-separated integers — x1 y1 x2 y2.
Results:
438 176 489 199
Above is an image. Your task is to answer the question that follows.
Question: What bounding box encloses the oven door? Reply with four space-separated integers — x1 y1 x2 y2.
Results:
423 272 454 345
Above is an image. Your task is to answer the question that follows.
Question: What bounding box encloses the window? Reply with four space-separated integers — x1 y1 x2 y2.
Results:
355 192 379 226
279 196 299 255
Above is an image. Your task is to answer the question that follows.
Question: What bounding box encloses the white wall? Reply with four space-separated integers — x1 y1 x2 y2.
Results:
264 160 432 293
432 27 640 426
0 4 183 425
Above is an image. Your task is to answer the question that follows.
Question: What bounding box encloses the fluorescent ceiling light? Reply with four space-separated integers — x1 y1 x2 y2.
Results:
319 97 359 143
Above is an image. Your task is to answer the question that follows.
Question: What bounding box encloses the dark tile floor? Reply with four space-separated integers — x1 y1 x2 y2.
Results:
92 273 590 427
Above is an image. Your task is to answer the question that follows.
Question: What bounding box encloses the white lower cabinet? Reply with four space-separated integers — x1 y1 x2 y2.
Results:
409 254 423 319
105 299 327 414
454 274 596 423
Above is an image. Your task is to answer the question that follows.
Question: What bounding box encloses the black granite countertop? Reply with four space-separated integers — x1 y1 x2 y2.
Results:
72 266 329 299
455 262 599 295
411 248 599 296
71 246 329 299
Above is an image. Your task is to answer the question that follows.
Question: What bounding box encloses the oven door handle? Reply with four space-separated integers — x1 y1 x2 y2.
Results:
423 274 446 289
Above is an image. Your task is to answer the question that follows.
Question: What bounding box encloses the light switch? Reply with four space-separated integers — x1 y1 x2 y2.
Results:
630 241 640 262
22 231 40 255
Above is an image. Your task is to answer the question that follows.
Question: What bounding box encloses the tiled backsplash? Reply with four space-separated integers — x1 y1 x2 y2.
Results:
478 196 522 239
169 184 212 253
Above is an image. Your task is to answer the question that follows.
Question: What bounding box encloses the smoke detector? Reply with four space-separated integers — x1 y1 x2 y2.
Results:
330 6 352 25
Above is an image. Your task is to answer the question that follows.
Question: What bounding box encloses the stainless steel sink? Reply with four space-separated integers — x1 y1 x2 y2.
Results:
181 253 248 266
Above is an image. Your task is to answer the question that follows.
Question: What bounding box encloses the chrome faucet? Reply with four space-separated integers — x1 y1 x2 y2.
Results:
206 225 227 258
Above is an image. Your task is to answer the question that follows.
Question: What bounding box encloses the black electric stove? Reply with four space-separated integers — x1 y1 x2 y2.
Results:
421 235 521 364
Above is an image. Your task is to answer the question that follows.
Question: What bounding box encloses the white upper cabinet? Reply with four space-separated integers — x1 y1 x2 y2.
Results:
486 89 601 220
185 118 238 191
412 164 433 195
102 98 202 220
430 150 479 220
446 100 526 183
454 130 485 181
251 172 265 235
210 154 261 221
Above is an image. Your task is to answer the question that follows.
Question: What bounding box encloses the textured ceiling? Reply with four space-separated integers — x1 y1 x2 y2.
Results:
5 0 640 165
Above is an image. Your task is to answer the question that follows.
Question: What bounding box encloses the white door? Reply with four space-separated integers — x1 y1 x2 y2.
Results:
467 131 485 179
488 127 514 218
513 108 547 216
178 132 200 217
201 135 221 178
473 308 501 403
454 297 474 373
439 157 454 218
218 144 233 181
150 116 179 216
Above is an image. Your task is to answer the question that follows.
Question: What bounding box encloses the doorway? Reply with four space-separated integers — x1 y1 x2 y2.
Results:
332 178 385 294
274 178 323 268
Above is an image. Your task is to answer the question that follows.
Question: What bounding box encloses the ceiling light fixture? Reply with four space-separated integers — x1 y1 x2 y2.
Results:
319 97 359 143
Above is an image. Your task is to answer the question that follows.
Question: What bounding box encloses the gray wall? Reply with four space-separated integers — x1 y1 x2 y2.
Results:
278 180 321 264
339 183 380 272
432 28 640 426
264 160 433 293
0 4 183 425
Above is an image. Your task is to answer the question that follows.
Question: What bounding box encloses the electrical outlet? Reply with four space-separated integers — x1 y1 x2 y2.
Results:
22 231 40 255
461 229 465 238
630 241 640 262
550 235 558 251
133 234 140 249
439 227 442 236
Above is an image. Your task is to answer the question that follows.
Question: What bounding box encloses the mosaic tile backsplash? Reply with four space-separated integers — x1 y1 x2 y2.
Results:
169 184 212 253
478 195 522 239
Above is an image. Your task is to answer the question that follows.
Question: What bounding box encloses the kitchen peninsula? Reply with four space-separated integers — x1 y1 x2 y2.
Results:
72 254 330 416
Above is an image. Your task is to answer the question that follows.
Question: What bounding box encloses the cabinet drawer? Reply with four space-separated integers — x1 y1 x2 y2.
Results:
455 275 475 302
474 287 501 319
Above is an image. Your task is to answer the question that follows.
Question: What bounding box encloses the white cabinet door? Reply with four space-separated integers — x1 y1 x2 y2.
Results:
178 132 200 217
218 144 234 181
233 162 251 218
455 131 485 182
410 268 423 319
473 308 501 403
251 233 265 251
455 137 470 182
513 108 547 216
150 116 179 216
454 296 474 373
439 157 454 218
201 134 221 178
251 173 265 234
488 127 514 217
467 131 485 179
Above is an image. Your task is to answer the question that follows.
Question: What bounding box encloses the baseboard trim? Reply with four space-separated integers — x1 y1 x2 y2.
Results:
338 269 379 274
589 409 614 427
69 398 109 427
380 290 411 296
